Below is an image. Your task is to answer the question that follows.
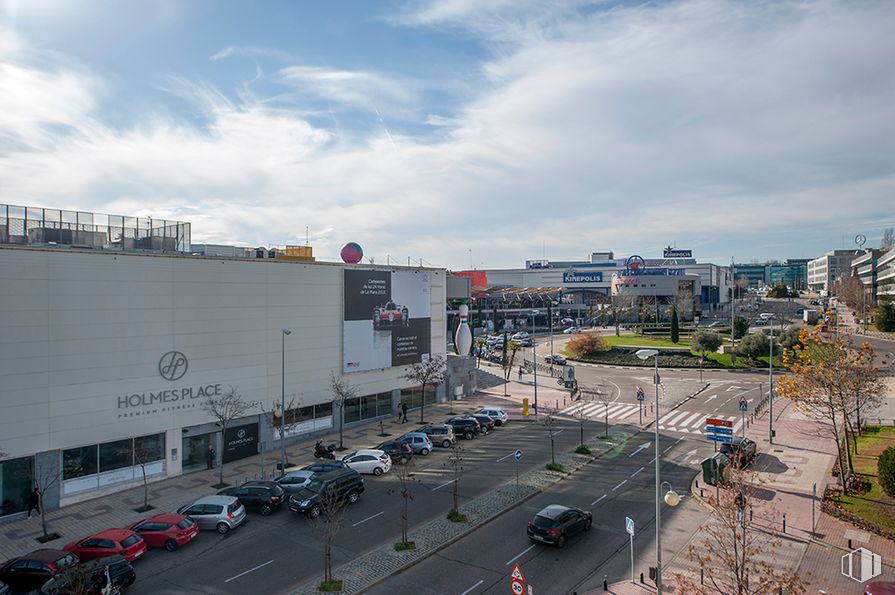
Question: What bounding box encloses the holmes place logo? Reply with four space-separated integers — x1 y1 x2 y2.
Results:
237 429 246 439
159 351 188 381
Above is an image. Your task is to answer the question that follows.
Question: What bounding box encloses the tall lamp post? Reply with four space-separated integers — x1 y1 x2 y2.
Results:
281 328 292 471
635 348 668 592
768 325 774 444
531 309 540 419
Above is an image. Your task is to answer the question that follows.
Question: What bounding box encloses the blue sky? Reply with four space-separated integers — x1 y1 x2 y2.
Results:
2 0 894 269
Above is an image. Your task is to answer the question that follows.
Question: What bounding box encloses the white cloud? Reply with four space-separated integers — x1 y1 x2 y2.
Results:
277 65 416 111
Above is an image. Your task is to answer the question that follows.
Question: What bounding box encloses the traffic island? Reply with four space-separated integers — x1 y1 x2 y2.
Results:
317 579 342 592
545 462 566 473
393 541 416 552
446 509 468 523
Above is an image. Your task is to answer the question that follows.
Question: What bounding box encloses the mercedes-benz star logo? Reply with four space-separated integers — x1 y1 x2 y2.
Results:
159 351 188 381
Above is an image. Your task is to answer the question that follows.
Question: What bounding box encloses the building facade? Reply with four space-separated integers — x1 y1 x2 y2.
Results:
808 250 856 293
877 249 895 301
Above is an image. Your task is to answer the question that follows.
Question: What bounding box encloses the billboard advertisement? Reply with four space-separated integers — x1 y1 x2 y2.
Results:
343 269 432 373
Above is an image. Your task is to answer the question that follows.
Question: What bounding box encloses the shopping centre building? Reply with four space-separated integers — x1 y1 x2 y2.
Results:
0 204 470 518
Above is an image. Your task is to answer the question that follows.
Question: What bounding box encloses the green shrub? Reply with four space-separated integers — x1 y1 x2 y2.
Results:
738 330 779 360
575 445 592 455
670 307 680 344
393 541 416 551
319 580 343 592
875 303 895 332
779 327 802 350
447 509 468 523
546 462 565 472
733 317 750 340
690 330 723 358
878 447 895 498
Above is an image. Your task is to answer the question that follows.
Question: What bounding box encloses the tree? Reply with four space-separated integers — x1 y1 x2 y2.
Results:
670 305 680 343
261 394 300 473
203 386 259 488
502 340 522 382
404 356 447 424
832 275 864 312
565 332 610 358
874 302 895 331
330 373 357 451
444 442 466 521
878 447 895 498
778 326 802 351
737 331 778 361
132 439 160 513
389 457 418 550
675 466 806 595
881 227 894 251
580 380 614 438
544 409 558 465
691 330 723 381
609 294 636 336
311 483 349 591
31 461 63 542
732 316 750 340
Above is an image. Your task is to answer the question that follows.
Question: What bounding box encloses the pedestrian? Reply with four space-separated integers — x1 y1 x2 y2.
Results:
400 402 408 423
98 563 112 595
518 366 523 380
26 486 40 518
206 443 215 470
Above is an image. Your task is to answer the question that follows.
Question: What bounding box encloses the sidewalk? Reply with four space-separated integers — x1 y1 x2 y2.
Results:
0 388 521 562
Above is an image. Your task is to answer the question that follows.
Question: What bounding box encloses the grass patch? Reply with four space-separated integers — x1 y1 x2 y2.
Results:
318 580 343 592
546 462 566 472
393 541 416 552
832 426 895 534
603 334 687 348
575 445 592 455
447 509 468 523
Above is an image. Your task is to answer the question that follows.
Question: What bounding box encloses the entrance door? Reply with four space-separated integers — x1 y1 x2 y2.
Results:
182 434 212 473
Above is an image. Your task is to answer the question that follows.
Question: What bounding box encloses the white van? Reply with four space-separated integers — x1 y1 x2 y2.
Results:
759 313 775 320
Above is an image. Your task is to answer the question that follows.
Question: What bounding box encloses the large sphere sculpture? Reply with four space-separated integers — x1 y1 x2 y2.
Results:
340 242 363 264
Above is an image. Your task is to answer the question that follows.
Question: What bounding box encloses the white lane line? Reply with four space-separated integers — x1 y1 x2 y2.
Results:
351 511 384 527
631 466 645 477
649 456 657 464
615 405 640 420
662 411 689 425
496 452 515 462
433 479 457 491
553 429 565 436
663 444 674 453
505 544 536 565
591 494 607 506
224 559 275 583
679 412 704 428
459 579 484 595
612 479 628 491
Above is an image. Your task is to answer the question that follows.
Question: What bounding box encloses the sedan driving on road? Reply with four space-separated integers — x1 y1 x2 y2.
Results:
544 354 566 365
527 504 592 548
340 449 392 475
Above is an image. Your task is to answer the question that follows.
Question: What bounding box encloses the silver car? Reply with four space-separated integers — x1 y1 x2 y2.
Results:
177 495 246 534
274 470 316 494
475 408 509 426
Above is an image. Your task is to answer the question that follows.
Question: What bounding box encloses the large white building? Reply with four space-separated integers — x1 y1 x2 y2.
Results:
808 250 856 293
0 204 463 518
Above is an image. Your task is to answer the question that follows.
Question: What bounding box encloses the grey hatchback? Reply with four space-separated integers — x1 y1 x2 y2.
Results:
177 495 246 534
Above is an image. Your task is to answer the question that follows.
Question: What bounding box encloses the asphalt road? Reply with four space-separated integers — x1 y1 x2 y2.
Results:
125 414 631 595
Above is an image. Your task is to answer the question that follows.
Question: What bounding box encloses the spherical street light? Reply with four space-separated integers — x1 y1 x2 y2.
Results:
664 489 681 507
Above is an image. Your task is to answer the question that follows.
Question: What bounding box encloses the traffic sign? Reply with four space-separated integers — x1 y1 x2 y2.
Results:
739 399 748 412
706 417 733 428
636 387 645 402
705 434 734 443
511 579 524 595
625 516 635 536
511 563 525 582
515 449 523 461
706 426 733 435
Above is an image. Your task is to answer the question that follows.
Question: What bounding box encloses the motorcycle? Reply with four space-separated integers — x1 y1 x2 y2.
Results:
314 441 337 459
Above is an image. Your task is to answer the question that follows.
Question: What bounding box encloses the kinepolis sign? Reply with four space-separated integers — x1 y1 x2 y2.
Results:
563 271 603 283
117 351 223 409
663 247 693 258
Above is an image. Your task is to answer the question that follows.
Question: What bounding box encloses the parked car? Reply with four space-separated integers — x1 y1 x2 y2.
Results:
0 580 8 595
470 414 496 434
302 460 349 474
176 495 246 534
418 424 456 447
217 481 286 516
864 582 895 595
544 354 566 365
511 332 529 341
376 440 414 464
288 468 365 518
475 408 509 426
0 550 78 593
706 321 726 328
446 416 480 440
562 326 582 334
34 555 134 595
400 432 433 455
64 529 146 563
127 513 198 551
340 449 392 475
526 504 592 548
516 337 533 347
719 437 757 466
274 470 317 494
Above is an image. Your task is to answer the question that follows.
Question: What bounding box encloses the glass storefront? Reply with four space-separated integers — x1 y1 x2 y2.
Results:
344 392 393 424
400 385 436 411
61 433 166 496
181 434 213 473
0 456 34 518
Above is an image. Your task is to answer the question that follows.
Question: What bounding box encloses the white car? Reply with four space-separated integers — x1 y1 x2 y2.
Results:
340 449 392 476
563 327 581 334
475 408 508 426
511 332 530 341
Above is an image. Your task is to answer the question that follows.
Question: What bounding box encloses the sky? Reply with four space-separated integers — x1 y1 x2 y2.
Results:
1 0 894 270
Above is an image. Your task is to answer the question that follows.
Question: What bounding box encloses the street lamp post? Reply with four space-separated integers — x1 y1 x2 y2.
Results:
636 348 664 592
531 310 540 419
768 325 774 444
281 328 292 472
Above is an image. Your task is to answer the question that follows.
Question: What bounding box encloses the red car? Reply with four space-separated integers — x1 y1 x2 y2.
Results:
127 513 199 551
64 528 147 563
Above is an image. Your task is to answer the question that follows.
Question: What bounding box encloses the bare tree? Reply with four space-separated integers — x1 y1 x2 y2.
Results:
203 386 259 488
132 441 158 513
881 227 894 251
330 373 357 451
544 409 558 466
609 294 635 336
675 466 806 595
310 485 349 591
403 355 447 424
388 457 418 550
261 393 300 474
31 462 63 542
444 442 466 522
832 275 864 312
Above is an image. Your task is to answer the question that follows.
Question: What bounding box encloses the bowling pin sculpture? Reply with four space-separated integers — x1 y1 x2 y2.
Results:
455 303 473 356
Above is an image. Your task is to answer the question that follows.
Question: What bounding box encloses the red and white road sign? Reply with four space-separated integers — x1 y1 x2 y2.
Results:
511 579 525 595
511 563 525 582
706 417 733 428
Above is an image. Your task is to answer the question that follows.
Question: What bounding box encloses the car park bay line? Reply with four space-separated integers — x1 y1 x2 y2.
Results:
505 544 536 565
459 579 484 595
351 511 384 527
224 559 274 583
433 478 457 491
496 451 516 462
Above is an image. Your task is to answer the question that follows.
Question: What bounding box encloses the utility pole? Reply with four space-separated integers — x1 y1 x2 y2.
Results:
730 256 736 364
769 324 774 444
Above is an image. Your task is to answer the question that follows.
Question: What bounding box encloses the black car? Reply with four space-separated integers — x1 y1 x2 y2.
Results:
544 354 566 365
446 417 480 440
470 414 496 434
0 549 79 593
719 437 757 466
37 555 135 594
527 504 592 548
288 468 365 518
0 580 10 595
218 481 286 516
302 460 349 474
376 441 413 464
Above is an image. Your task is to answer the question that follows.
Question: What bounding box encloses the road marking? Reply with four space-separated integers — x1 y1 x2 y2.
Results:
663 411 690 425
649 456 657 464
505 544 536 565
631 466 644 477
705 394 718 402
496 452 515 462
553 429 565 436
224 559 274 583
612 479 628 491
629 441 651 457
460 579 484 595
432 479 457 491
351 511 384 527
591 494 607 506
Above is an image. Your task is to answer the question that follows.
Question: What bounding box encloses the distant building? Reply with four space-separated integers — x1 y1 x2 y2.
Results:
732 259 809 290
877 249 895 301
808 250 856 293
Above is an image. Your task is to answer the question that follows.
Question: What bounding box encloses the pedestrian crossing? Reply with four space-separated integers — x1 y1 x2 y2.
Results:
559 401 744 435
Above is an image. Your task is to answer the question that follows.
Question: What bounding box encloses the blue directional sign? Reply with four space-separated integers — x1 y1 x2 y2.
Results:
705 434 734 443
514 449 523 461
706 426 733 435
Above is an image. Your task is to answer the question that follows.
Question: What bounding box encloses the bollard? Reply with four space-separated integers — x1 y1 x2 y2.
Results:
700 488 704 497
695 480 699 489
700 567 704 585
848 538 853 550
783 513 787 534
640 572 644 584
603 576 608 591
750 508 753 522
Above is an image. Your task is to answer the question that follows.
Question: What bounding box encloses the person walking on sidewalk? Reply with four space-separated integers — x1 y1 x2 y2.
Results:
518 366 523 380
400 402 408 423
206 443 216 470
26 485 40 518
